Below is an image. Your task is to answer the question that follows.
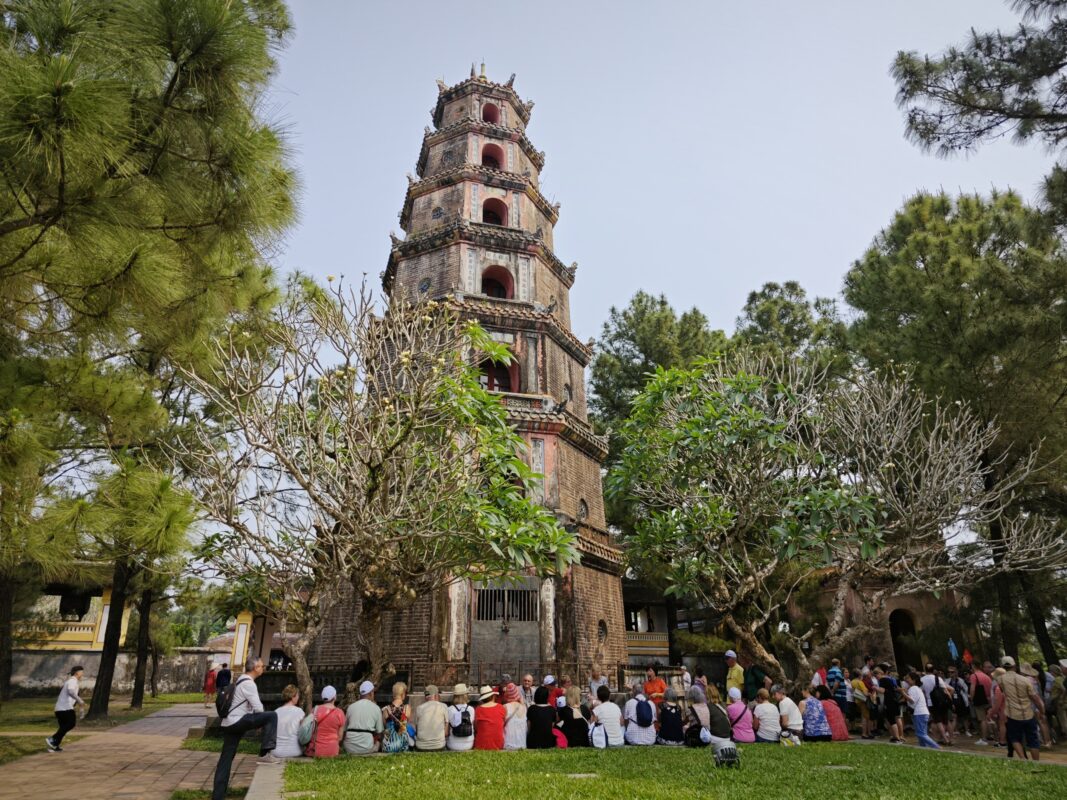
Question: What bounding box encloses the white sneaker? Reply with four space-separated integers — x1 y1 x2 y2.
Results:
257 753 283 765
44 737 56 751
975 738 988 746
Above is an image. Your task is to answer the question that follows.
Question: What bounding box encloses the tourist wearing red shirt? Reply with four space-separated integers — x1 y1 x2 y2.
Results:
643 665 668 708
473 685 506 750
307 685 345 758
543 675 564 708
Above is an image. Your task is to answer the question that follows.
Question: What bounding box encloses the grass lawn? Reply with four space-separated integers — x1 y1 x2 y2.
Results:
0 734 83 765
285 744 1067 800
0 692 202 732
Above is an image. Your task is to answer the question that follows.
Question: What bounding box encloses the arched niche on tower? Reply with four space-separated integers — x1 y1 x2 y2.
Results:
482 197 509 226
481 102 501 124
481 142 505 170
478 359 519 393
481 265 514 299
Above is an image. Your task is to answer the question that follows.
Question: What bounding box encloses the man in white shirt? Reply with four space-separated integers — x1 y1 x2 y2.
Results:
46 665 85 752
590 684 625 747
920 664 953 745
213 658 279 800
622 682 658 745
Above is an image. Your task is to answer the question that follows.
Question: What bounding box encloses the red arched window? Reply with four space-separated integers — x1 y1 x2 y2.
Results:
482 197 508 226
481 103 500 124
481 143 505 170
481 265 514 299
479 360 517 392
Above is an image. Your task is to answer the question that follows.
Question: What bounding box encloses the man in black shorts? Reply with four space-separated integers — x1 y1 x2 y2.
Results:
875 666 903 743
997 656 1044 761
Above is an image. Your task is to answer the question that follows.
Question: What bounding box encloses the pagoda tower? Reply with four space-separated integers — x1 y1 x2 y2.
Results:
375 67 627 681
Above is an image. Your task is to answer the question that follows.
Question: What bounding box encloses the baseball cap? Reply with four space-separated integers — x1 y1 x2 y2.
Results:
321 685 337 701
1001 656 1016 668
725 650 737 659
728 687 742 701
543 675 556 685
424 684 439 696
359 680 375 695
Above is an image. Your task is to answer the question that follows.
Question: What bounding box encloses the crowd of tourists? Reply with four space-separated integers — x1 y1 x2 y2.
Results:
206 652 1066 799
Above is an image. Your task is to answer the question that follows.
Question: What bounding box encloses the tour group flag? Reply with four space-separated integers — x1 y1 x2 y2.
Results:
948 638 959 662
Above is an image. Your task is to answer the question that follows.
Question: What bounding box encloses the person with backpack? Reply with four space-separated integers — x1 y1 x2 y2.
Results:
273 684 305 758
307 685 345 758
446 683 476 751
946 666 971 738
921 664 954 746
970 662 994 745
623 681 658 745
343 680 384 754
212 657 279 800
656 687 686 745
380 681 413 754
590 684 624 747
215 663 232 693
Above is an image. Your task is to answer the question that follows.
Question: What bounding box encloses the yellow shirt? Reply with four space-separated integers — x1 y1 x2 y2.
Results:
726 664 744 695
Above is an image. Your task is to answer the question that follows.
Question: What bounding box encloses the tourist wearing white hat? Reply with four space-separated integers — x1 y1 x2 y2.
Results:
343 680 383 755
543 674 563 708
307 684 345 758
446 683 476 751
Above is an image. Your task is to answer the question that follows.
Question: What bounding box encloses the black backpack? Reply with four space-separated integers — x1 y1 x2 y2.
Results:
215 675 250 718
929 680 951 712
971 679 988 706
451 705 473 738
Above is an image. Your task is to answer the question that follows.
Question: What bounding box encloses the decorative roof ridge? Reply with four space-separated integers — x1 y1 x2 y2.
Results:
401 165 559 229
417 119 545 176
433 72 533 127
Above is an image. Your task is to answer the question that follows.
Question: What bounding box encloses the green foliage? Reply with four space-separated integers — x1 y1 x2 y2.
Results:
735 281 846 357
672 630 735 655
845 191 1067 477
282 743 1067 800
607 358 881 611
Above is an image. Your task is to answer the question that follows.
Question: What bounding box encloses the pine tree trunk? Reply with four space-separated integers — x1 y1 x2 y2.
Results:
0 580 14 701
86 559 132 720
129 588 153 709
1018 573 1060 666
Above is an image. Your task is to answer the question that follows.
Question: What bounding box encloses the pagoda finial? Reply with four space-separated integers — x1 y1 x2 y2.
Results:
506 73 515 87
436 78 447 92
470 63 476 79
480 61 487 80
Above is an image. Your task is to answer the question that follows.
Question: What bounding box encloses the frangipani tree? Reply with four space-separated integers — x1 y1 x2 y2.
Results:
608 351 1063 683
176 279 576 704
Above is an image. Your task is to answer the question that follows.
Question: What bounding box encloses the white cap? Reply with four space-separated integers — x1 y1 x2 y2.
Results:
555 695 566 708
543 675 556 685
359 680 374 695
321 685 337 701
728 687 742 701
725 650 737 659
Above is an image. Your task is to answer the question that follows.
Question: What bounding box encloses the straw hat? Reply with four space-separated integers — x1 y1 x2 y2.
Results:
453 682 469 696
478 684 498 702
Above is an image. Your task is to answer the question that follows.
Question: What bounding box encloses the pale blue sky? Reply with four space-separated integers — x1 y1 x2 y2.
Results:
268 0 1053 342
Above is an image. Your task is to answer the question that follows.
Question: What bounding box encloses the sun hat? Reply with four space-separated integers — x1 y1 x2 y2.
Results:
424 684 439 696
321 685 337 701
478 685 497 701
1001 656 1016 668
543 674 556 685
503 682 522 704
725 650 737 659
359 680 374 696
728 687 742 701
453 682 469 696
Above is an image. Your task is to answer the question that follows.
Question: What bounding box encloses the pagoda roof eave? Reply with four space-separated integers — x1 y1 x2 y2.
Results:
433 77 532 128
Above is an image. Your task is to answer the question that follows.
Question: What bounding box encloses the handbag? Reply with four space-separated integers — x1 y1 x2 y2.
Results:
552 727 568 748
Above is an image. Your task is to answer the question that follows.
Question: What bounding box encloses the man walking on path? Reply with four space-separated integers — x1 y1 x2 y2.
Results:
998 656 1045 761
46 665 85 752
213 657 278 800
215 663 232 693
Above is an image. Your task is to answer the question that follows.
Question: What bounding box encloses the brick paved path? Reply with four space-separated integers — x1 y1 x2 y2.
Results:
0 704 257 800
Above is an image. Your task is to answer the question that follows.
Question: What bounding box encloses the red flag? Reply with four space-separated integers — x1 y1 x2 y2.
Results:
962 648 973 665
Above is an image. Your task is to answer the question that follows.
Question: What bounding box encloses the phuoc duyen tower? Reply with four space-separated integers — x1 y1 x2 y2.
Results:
313 67 626 685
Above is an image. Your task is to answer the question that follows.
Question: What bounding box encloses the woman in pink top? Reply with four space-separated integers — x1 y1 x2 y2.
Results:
726 687 755 743
307 685 346 758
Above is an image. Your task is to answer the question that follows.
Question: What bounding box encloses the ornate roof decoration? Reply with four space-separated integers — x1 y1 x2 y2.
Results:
433 71 533 128
400 164 559 230
417 118 546 177
384 218 576 292
491 392 609 461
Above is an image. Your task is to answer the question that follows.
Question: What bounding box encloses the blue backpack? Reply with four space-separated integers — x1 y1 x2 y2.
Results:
635 698 654 727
